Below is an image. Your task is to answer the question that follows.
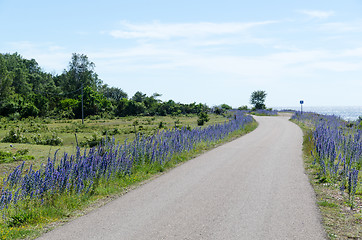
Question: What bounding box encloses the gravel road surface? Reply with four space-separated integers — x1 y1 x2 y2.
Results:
38 115 326 240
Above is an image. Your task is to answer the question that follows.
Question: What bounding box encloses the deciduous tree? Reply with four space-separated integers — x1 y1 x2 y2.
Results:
250 90 267 110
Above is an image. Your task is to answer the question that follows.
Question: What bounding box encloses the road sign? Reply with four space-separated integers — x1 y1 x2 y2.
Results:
300 100 304 104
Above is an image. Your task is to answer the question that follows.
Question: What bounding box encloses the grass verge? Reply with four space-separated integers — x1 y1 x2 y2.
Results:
296 123 362 239
0 121 258 239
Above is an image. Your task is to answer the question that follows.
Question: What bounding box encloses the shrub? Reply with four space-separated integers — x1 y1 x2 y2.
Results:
197 112 209 126
21 103 39 118
1 128 29 143
197 118 205 126
0 150 12 160
32 133 63 146
102 128 120 136
80 134 106 148
0 148 34 163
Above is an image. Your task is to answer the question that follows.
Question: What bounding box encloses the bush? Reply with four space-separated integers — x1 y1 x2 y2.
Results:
80 134 105 148
238 105 248 110
0 148 34 163
1 128 29 143
0 150 12 160
7 112 21 121
32 132 63 146
21 103 39 118
197 119 205 126
102 128 120 136
197 112 210 126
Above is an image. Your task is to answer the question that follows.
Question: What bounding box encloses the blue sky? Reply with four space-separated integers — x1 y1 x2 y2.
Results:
1 0 361 108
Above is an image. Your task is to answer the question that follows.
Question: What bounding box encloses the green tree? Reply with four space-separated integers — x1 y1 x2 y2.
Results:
221 104 232 110
77 86 111 117
115 98 146 116
0 56 14 100
250 90 267 110
131 91 146 103
101 85 128 101
197 112 210 126
58 98 79 118
144 93 161 115
59 53 102 96
238 105 248 110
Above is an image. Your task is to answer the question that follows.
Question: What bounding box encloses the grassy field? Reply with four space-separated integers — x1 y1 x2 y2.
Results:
0 113 257 239
0 114 227 174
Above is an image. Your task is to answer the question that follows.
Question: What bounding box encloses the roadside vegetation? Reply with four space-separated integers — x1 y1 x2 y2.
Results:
0 52 266 239
0 111 257 239
292 112 362 239
249 109 278 116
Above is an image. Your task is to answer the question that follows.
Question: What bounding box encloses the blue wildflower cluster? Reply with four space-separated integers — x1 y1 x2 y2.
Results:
0 112 253 211
292 112 361 206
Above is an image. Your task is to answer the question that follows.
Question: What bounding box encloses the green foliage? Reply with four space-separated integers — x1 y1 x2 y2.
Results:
0 52 216 119
79 134 110 148
58 98 79 119
80 86 112 117
32 133 63 146
131 91 147 102
197 112 210 126
0 150 12 160
101 85 127 101
1 126 63 146
59 53 101 94
221 104 232 110
1 128 29 143
358 116 362 129
21 103 40 118
0 148 34 163
250 90 267 110
238 105 248 110
213 104 232 115
102 128 120 136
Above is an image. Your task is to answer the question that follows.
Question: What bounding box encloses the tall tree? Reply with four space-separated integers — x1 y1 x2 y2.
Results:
101 85 128 101
250 90 267 109
59 53 102 96
131 91 146 103
0 55 14 100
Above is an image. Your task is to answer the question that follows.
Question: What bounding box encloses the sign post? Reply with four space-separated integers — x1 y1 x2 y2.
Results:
300 100 304 114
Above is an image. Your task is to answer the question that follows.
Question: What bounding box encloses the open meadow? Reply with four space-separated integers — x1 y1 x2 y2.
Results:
0 112 257 239
0 114 227 173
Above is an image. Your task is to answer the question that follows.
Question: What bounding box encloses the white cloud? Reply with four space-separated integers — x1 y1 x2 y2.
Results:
342 47 362 57
319 22 362 32
109 21 277 39
309 61 362 72
299 10 335 19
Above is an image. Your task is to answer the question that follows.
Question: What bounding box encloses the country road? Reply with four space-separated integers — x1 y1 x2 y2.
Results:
38 115 326 240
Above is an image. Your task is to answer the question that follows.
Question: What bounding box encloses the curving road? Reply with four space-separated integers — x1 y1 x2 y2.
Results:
38 115 326 240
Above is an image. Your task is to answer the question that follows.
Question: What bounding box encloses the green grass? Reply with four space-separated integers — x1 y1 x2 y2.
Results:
0 114 227 174
294 121 362 239
0 116 257 239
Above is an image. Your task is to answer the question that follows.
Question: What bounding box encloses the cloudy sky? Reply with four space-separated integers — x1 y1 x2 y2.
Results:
1 0 361 108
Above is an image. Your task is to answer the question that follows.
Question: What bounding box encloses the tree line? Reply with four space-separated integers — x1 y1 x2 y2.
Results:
0 53 213 119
